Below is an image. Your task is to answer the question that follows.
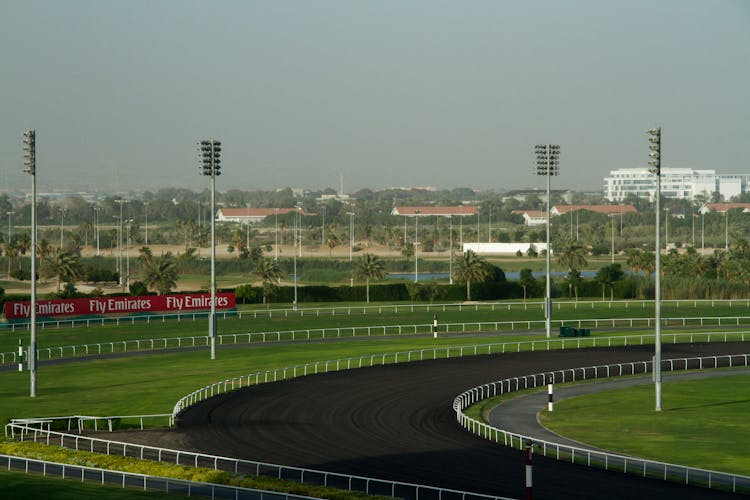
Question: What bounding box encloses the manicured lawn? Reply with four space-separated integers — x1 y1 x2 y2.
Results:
2 299 749 353
0 469 189 500
0 334 515 427
540 374 750 475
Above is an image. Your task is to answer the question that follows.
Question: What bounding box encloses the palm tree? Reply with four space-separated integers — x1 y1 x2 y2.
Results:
254 257 283 304
453 249 489 301
555 234 587 299
138 246 153 267
326 236 338 257
353 253 385 303
141 254 178 295
5 243 18 276
43 248 82 292
519 268 535 301
38 238 52 264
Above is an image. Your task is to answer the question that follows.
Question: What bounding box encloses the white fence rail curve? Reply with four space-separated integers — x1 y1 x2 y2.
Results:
169 332 750 423
3 426 511 500
2 319 750 367
453 354 750 494
0 453 321 500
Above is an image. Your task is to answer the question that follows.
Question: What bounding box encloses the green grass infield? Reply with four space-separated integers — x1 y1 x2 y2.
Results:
539 374 750 475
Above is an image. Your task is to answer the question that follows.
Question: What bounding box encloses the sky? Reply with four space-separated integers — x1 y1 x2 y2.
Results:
1 0 749 195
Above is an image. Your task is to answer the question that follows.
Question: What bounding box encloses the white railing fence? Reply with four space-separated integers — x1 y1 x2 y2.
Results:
4 297 750 332
0 453 320 500
2 319 750 367
3 426 511 500
169 332 750 422
10 414 173 433
453 354 750 494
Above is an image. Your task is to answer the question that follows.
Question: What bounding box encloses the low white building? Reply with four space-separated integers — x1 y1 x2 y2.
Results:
216 207 304 224
462 242 549 255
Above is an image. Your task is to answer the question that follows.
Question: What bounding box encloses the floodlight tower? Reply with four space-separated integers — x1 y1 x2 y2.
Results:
23 130 38 397
534 144 560 339
199 139 221 360
648 126 663 412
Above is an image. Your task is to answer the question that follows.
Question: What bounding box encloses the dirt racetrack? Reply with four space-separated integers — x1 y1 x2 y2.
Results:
131 342 747 499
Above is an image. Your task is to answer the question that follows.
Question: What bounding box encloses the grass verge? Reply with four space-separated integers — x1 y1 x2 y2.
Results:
0 441 382 499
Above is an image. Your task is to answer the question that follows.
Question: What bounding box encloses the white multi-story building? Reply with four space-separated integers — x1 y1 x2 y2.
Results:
604 168 749 202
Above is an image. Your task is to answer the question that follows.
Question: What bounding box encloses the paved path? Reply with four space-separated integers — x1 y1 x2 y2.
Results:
488 367 750 451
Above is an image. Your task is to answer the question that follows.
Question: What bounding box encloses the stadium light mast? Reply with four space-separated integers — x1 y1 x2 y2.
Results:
23 129 38 397
534 144 560 339
648 126 663 412
199 139 221 360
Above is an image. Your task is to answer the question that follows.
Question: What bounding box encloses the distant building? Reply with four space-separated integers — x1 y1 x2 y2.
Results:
511 210 547 227
463 242 549 255
698 203 750 215
604 167 750 202
551 204 637 217
391 206 478 217
216 207 305 224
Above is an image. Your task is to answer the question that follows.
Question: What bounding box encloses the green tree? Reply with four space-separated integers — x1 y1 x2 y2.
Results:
141 253 178 295
519 268 536 301
353 253 386 303
43 248 82 292
254 257 283 304
453 249 489 301
555 234 587 299
595 263 624 301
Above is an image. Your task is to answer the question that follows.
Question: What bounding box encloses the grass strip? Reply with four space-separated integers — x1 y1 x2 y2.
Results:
0 441 383 499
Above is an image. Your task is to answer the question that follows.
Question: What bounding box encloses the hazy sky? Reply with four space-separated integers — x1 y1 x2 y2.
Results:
2 1 749 194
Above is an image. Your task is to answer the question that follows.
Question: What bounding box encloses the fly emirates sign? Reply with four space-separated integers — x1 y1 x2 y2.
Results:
5 293 236 320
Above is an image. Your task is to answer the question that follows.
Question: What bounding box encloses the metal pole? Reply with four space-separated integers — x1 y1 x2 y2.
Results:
414 214 419 283
208 146 216 359
30 157 37 397
274 209 278 260
94 207 100 256
125 220 131 290
59 209 64 248
611 215 615 264
293 215 298 310
449 216 453 285
349 212 354 261
6 211 13 245
725 210 729 250
525 440 533 500
144 201 149 246
545 157 552 339
23 130 38 398
655 171 662 411
209 146 217 360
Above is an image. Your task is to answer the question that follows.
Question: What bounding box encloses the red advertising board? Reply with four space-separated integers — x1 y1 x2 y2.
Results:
4 293 236 320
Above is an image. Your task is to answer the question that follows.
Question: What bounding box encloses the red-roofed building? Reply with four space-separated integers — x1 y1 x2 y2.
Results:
698 203 750 214
390 206 478 217
216 207 306 223
551 205 637 216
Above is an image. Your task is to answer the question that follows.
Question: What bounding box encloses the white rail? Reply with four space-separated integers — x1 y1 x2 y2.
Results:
3 427 511 500
0 453 321 500
453 354 750 494
4 297 750 331
2 320 749 366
